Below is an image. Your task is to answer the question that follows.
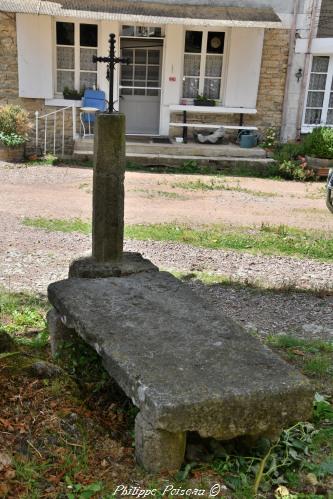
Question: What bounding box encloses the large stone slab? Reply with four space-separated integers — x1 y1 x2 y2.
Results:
48 271 313 443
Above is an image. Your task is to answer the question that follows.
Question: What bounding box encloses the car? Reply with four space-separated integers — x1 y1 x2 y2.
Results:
327 168 333 214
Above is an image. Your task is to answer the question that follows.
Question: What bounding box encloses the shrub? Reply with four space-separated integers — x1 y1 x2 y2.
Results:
278 159 316 181
0 105 30 147
302 127 333 159
0 132 26 147
273 142 305 163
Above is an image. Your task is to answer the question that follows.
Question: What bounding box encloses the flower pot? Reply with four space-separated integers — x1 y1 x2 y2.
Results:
0 143 24 162
305 156 333 177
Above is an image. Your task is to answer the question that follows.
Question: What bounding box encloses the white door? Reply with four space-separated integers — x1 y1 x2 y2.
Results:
119 43 162 134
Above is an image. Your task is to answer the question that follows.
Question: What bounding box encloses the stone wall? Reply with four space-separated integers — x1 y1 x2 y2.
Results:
170 29 290 141
0 12 75 156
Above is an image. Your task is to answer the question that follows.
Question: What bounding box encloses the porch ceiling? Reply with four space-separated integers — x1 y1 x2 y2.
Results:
1 0 282 28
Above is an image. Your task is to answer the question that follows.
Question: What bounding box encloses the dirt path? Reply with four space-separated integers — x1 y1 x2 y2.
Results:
0 163 332 230
0 163 332 341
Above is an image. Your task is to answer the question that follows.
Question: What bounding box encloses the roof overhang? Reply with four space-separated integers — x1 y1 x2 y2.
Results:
0 0 283 28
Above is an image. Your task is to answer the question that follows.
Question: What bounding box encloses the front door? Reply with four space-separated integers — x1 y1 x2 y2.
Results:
119 41 162 135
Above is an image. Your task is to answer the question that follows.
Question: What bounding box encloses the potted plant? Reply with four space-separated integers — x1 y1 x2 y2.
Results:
302 127 333 176
193 94 216 107
63 86 84 100
0 105 30 162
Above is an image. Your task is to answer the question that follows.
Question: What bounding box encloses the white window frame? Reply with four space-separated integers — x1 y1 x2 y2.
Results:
54 18 99 96
119 46 162 97
182 27 227 102
302 54 333 133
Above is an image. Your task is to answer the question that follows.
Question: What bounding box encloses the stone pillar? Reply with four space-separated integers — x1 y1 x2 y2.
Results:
135 413 186 473
68 111 158 278
92 112 125 262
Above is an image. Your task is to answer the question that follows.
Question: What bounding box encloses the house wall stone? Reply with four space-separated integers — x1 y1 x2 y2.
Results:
1 12 289 150
0 12 75 156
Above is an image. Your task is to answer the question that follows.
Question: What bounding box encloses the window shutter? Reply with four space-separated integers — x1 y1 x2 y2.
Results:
224 28 264 109
16 14 53 99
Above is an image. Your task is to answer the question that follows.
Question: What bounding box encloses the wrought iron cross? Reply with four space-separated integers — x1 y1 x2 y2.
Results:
92 33 129 113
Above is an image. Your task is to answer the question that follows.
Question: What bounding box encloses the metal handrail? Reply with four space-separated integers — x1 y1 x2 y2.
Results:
35 105 77 156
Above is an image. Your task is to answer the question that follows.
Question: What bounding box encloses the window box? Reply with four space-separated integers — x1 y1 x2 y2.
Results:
194 98 216 107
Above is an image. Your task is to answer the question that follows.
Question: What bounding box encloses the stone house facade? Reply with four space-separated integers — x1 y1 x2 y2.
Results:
0 0 326 154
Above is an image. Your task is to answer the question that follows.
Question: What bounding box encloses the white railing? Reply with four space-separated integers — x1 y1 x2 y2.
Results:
35 105 77 156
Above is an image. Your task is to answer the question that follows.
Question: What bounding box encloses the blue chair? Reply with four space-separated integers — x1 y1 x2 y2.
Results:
80 89 107 137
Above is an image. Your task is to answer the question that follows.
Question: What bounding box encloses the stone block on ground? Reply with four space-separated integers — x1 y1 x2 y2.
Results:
69 252 158 278
48 271 314 472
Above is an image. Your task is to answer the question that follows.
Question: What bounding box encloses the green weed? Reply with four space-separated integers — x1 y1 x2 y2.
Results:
172 179 278 197
23 218 333 261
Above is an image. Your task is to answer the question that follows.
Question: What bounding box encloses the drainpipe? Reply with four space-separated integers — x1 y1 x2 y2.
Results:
280 0 300 142
295 0 322 140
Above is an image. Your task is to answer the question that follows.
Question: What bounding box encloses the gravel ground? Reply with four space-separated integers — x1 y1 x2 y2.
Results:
0 163 332 341
1 212 332 341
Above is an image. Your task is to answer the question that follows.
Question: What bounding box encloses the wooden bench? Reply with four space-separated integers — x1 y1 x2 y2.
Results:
169 105 258 143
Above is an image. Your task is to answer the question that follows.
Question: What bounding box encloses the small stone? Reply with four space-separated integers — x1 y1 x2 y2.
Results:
29 360 64 379
0 451 12 470
4 468 15 479
305 473 318 486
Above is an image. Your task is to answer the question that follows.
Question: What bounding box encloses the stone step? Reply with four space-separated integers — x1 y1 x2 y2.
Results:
48 270 313 473
73 139 267 158
73 149 275 172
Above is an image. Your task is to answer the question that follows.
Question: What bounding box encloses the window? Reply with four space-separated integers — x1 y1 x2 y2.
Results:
56 21 98 94
183 30 225 99
120 48 161 96
121 25 164 37
304 55 333 126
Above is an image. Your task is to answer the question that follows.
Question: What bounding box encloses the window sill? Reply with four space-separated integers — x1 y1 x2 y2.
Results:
301 124 333 134
45 98 83 107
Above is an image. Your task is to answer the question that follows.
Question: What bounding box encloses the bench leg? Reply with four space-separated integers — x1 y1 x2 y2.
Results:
47 308 77 358
135 413 186 473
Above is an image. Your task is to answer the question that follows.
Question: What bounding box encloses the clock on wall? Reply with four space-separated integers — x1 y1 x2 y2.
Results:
210 36 222 49
207 32 225 54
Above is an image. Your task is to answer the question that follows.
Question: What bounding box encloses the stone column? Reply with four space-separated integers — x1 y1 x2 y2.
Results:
68 112 158 278
92 112 125 262
135 413 186 473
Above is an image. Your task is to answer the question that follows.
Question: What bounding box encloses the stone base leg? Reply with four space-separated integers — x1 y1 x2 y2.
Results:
135 413 186 473
47 308 77 358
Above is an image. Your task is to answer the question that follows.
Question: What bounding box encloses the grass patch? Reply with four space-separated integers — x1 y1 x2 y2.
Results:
0 289 48 348
125 223 333 261
133 189 187 200
172 179 278 197
23 217 91 235
167 270 332 296
126 160 281 179
23 218 333 261
26 154 59 166
267 335 333 390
